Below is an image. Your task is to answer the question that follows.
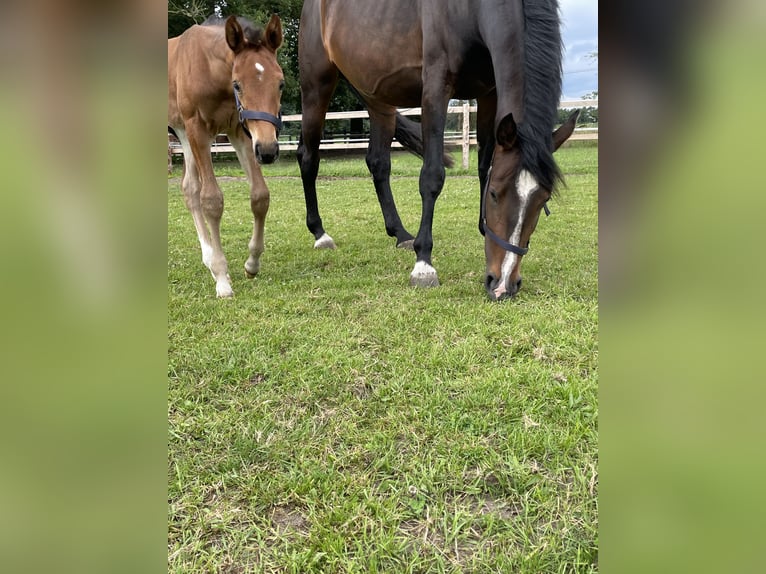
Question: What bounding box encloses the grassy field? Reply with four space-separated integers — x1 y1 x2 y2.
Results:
168 143 598 573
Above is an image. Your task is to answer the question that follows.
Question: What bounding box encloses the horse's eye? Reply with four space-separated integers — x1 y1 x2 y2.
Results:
233 81 241 92
489 189 498 202
279 80 285 92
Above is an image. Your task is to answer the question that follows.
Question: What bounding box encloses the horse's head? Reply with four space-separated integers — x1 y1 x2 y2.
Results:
483 110 579 301
225 15 284 164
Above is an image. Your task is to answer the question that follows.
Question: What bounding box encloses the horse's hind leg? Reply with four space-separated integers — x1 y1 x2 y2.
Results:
367 109 415 249
230 130 269 278
181 124 233 298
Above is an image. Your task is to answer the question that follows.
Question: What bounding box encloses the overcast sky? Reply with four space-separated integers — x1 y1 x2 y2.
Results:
559 0 598 99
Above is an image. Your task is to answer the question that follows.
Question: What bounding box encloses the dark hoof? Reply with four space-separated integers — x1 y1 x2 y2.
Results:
396 239 415 250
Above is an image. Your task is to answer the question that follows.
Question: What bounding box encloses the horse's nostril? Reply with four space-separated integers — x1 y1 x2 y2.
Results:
485 273 497 290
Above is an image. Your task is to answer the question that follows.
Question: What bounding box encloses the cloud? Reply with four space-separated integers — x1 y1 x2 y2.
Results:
559 0 598 98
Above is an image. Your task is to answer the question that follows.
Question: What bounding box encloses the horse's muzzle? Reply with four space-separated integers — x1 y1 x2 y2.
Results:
255 141 279 165
485 273 522 301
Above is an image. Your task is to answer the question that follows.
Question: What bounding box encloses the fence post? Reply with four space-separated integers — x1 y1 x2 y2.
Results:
461 101 470 169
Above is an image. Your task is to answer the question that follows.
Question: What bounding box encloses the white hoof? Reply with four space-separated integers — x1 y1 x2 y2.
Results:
409 261 440 288
314 233 336 249
216 279 234 298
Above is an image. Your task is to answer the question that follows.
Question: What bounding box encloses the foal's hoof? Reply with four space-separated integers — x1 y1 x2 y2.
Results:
314 233 336 249
409 261 440 288
244 260 260 278
216 281 234 298
396 239 415 250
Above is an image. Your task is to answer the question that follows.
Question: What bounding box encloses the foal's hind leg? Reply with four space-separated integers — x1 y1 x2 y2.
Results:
367 108 415 249
230 130 269 278
182 124 233 298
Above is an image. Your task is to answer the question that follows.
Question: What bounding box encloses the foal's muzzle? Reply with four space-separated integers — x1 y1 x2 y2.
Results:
255 141 279 165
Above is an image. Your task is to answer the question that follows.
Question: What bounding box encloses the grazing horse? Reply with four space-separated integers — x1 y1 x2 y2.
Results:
168 15 284 298
297 0 579 300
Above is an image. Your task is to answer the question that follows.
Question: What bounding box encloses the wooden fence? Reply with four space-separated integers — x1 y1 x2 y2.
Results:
169 99 597 170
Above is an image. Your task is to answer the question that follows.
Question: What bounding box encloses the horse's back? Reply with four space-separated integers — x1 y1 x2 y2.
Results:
305 0 497 105
305 0 424 105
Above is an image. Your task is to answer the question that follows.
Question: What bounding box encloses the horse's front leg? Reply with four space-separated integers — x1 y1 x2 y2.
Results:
367 109 415 248
296 47 339 249
182 124 234 298
410 74 451 287
230 131 270 279
245 167 270 278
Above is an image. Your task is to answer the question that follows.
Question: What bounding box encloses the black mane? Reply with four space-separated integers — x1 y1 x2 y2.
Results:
201 14 265 46
518 0 564 192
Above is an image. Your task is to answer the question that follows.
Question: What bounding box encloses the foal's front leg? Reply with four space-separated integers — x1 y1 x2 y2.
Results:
177 125 233 298
230 132 269 279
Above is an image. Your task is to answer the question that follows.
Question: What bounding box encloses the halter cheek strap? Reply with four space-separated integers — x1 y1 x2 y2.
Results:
233 86 283 139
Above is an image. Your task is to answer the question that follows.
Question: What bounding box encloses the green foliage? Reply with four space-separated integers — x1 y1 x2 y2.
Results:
168 147 598 572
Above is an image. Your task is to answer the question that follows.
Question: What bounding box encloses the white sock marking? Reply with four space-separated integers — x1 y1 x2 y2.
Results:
313 233 336 249
411 261 437 278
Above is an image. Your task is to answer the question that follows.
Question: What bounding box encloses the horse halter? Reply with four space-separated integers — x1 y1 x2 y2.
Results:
233 84 283 140
480 161 550 257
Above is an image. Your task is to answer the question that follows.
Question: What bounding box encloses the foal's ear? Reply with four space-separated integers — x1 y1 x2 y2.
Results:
225 16 246 54
496 113 518 150
552 109 580 151
265 14 283 52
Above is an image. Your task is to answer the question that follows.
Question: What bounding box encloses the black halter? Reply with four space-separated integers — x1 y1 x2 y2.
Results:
480 160 550 256
233 85 282 140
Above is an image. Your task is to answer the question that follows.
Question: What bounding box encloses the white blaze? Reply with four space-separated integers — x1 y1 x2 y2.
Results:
255 62 265 73
494 169 539 298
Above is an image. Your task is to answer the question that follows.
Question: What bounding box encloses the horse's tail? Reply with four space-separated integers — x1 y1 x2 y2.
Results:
394 113 455 168
342 78 455 168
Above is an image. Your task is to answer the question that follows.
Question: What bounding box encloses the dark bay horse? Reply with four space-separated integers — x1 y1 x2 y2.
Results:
168 15 284 298
297 0 579 300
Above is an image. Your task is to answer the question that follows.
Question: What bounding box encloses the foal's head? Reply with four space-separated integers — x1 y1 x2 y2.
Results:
225 15 284 164
483 111 579 301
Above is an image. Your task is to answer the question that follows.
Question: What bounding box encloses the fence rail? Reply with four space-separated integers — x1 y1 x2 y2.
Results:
169 100 597 169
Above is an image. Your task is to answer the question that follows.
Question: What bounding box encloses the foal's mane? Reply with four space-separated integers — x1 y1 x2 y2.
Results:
201 14 266 48
517 0 564 192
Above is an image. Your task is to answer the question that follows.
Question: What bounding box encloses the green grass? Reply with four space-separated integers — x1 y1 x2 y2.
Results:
168 144 598 573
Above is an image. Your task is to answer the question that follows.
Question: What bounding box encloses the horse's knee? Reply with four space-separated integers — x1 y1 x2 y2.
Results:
297 142 319 173
201 187 224 219
250 189 270 217
366 153 391 182
420 161 446 197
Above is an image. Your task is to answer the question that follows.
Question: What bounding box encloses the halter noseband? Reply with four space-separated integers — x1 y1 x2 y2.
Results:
480 161 550 256
233 85 282 140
